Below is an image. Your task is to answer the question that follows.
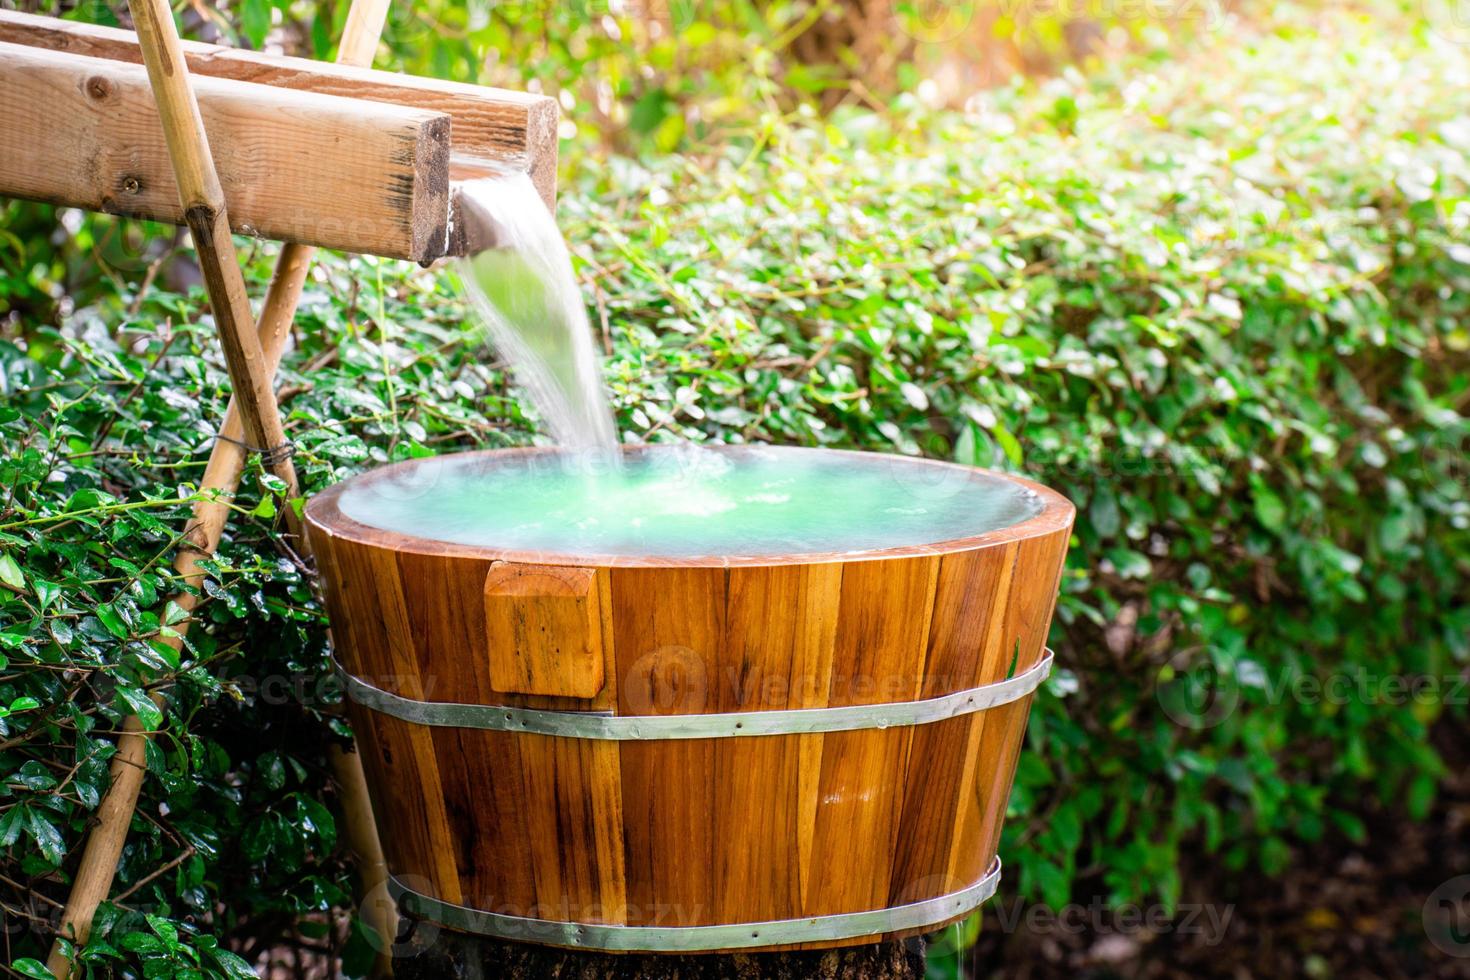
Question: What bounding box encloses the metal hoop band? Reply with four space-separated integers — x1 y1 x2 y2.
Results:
390 858 1001 952
337 650 1053 740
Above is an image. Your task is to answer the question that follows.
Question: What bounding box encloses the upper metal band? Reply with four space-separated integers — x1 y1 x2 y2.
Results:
337 648 1052 740
389 858 1001 952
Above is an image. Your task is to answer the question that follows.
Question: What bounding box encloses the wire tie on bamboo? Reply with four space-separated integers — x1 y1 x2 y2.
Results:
216 432 297 466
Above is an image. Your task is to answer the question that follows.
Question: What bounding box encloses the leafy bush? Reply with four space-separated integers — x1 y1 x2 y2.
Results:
559 13 1470 913
2 4 1467 977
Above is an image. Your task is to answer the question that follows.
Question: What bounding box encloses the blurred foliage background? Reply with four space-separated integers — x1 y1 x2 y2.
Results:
2 0 1468 977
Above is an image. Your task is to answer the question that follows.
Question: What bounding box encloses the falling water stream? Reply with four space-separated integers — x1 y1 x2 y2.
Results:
456 172 619 455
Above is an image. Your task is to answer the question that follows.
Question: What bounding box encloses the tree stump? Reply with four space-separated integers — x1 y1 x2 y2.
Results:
394 927 929 980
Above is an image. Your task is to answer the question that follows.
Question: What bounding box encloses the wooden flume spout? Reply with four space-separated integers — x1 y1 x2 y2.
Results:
0 9 559 261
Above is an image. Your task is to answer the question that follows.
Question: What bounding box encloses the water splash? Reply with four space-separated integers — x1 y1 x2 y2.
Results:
455 172 618 455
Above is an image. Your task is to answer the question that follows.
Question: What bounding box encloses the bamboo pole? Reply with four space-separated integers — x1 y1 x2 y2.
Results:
127 0 302 508
46 2 393 977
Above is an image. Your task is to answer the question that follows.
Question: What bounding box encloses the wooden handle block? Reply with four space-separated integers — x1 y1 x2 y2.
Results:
484 562 606 699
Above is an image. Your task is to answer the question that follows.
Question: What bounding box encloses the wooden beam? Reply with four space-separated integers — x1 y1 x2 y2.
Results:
0 9 559 209
0 40 452 262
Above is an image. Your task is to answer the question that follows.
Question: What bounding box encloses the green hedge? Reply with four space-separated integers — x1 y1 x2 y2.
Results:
1 9 1467 977
560 17 1470 911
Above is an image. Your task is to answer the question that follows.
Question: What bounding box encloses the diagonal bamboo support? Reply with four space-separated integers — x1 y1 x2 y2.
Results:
46 2 393 977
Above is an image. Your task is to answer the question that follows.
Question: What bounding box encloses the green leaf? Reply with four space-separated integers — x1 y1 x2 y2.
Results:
11 958 55 980
145 638 182 671
145 913 180 950
24 808 65 865
1089 487 1121 538
96 602 131 640
208 949 259 980
1328 810 1367 844
14 760 53 790
630 89 672 134
0 552 25 590
260 751 287 792
241 0 271 47
993 424 1024 467
299 794 338 847
34 579 61 610
118 686 163 732
163 600 191 625
120 932 166 954
1407 773 1437 821
1250 477 1286 532
1050 801 1083 856
1032 859 1071 910
0 808 22 847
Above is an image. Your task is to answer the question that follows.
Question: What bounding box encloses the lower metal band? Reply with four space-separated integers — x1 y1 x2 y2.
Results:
389 859 1001 952
338 650 1052 740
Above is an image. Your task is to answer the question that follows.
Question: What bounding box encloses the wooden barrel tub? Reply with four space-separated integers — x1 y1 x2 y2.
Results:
305 446 1073 953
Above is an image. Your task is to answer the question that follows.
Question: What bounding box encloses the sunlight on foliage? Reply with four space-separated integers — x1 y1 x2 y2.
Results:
0 1 1466 975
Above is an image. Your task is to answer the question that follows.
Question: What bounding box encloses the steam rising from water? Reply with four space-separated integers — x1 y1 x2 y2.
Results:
456 172 618 454
335 446 1044 559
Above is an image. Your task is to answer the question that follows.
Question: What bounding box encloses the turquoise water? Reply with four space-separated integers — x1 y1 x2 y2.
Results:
335 447 1042 559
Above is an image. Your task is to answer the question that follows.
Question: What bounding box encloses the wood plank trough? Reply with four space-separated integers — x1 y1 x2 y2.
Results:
0 10 559 262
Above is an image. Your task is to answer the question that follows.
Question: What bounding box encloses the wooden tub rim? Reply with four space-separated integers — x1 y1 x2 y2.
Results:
305 444 1076 569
